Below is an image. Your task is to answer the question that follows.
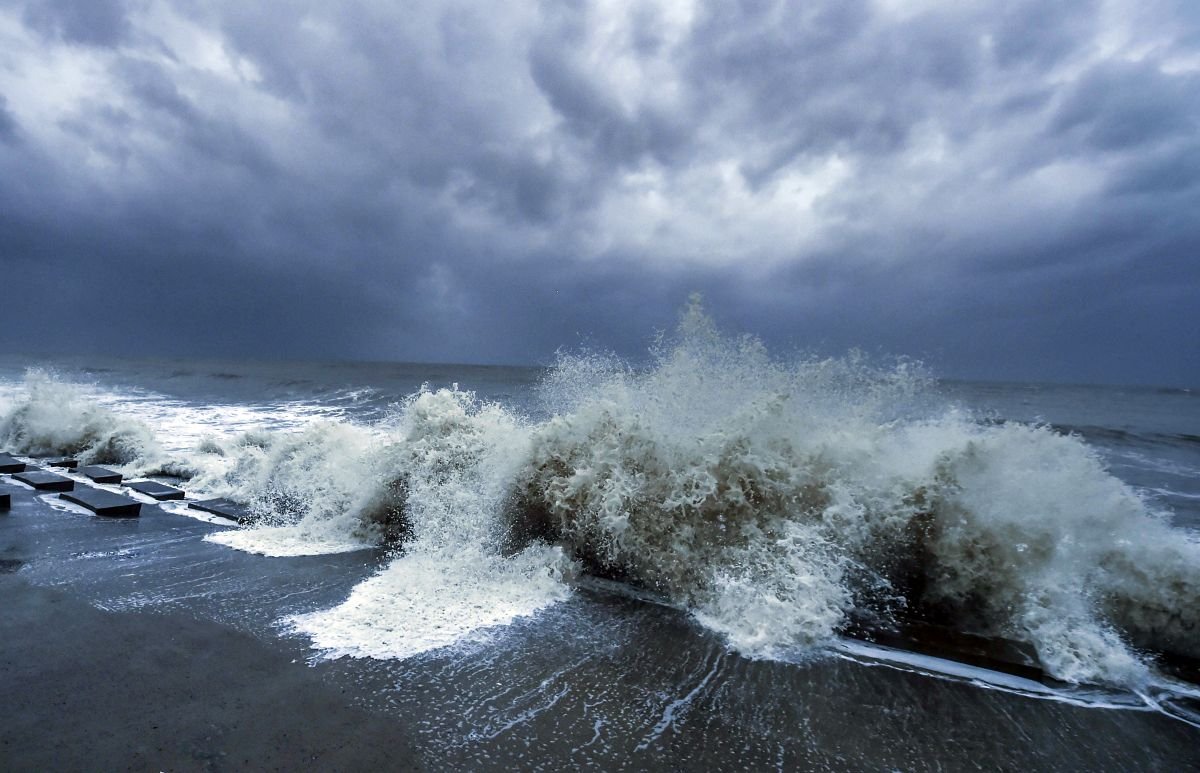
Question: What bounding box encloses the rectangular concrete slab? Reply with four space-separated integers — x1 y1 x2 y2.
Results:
125 480 185 501
13 470 75 492
60 488 141 517
0 492 9 510
189 498 251 524
45 458 79 469
78 466 123 484
0 453 27 474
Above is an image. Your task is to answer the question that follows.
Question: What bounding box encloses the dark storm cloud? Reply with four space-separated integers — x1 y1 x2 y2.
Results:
21 0 131 47
0 0 1198 386
1052 61 1200 152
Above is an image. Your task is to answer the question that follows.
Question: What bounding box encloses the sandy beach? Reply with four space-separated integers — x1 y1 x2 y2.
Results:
0 573 423 771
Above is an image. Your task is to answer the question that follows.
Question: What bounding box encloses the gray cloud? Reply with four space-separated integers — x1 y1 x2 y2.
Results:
21 0 132 47
1053 61 1200 152
0 95 17 143
0 0 1198 386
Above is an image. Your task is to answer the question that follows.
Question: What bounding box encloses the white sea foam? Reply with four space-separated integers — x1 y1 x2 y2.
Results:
285 387 573 658
286 546 571 660
3 302 1199 689
0 370 163 471
209 524 375 556
517 299 1200 685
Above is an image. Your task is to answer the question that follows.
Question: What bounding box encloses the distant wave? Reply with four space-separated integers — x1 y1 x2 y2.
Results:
3 301 1198 691
1050 423 1200 449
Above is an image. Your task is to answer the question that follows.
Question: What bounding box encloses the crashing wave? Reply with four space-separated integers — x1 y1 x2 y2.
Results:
3 302 1198 689
0 369 163 470
510 300 1199 685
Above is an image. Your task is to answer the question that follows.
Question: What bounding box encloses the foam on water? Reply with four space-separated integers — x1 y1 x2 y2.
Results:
2 301 1199 695
503 302 1200 688
210 524 375 557
285 546 572 660
284 388 574 657
0 369 162 471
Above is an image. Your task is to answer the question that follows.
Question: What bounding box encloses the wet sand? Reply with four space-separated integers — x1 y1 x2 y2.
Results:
0 574 423 771
1 481 1198 771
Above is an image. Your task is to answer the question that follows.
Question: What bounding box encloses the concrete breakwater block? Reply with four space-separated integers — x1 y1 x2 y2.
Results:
126 480 185 501
13 470 75 492
45 458 79 469
189 498 251 524
60 488 141 517
0 453 27 474
79 466 123 484
0 492 9 510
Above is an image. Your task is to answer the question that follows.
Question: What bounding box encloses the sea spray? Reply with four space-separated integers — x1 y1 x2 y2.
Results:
196 420 397 554
0 369 163 470
519 301 941 658
514 299 1200 682
283 387 573 658
2 307 1198 689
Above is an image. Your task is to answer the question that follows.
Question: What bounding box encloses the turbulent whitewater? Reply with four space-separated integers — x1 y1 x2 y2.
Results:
1 303 1197 687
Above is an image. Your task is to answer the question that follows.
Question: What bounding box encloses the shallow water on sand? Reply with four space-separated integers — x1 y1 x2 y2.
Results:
1 487 1197 770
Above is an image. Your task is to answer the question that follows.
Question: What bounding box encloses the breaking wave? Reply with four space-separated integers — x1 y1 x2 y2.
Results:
0 369 163 470
2 301 1198 689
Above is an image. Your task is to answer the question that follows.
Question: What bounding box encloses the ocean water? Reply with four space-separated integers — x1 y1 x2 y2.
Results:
1 308 1198 767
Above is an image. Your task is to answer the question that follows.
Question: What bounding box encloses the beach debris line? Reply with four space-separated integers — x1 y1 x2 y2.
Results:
60 488 141 517
125 480 185 501
79 466 123 484
13 470 75 492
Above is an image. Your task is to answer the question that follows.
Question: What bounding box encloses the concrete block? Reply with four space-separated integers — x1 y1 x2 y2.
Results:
46 458 80 469
60 488 141 517
188 498 251 524
0 492 9 510
125 480 185 501
13 470 75 492
0 453 27 474
79 466 123 484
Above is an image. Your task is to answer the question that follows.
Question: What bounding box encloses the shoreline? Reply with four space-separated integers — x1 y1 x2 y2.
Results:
2 479 1198 770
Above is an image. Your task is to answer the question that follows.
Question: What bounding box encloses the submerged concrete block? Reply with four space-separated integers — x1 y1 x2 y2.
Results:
0 453 27 474
13 470 75 492
60 488 141 517
79 466 123 484
125 480 185 501
46 458 80 469
188 498 251 524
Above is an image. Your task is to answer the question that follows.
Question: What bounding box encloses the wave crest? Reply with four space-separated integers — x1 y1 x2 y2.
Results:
0 369 162 469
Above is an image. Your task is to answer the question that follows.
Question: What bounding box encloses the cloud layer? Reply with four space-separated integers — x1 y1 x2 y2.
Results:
1 0 1198 385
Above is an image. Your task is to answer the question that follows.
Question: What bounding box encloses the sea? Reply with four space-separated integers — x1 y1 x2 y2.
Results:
1 311 1198 769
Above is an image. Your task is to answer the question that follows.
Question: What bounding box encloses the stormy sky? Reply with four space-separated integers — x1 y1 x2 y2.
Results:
1 0 1198 386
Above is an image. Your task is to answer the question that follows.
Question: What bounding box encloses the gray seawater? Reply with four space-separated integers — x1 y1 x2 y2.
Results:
1 350 1198 769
